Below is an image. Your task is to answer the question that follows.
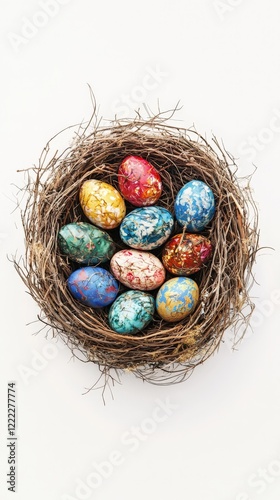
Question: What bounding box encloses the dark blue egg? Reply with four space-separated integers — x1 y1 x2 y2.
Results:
67 267 119 308
108 290 155 334
175 180 215 232
120 206 174 250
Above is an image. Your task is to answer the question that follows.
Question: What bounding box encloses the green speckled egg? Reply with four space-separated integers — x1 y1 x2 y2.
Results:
58 222 115 265
108 291 155 335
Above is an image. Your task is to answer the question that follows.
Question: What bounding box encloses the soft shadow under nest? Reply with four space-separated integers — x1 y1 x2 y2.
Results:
14 109 259 388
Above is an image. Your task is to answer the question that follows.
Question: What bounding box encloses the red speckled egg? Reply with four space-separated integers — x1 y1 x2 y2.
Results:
118 155 162 207
162 233 213 276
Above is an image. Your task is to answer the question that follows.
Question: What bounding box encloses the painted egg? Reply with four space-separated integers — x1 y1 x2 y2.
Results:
79 179 126 229
156 277 199 322
108 291 155 335
175 180 215 232
118 155 162 207
67 267 119 308
120 206 174 250
110 249 165 291
58 222 116 265
162 233 213 275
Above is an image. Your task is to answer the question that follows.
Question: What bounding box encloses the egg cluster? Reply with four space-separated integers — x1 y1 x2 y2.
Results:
58 155 215 335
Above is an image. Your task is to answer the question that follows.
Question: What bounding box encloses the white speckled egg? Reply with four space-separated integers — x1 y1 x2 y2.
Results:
110 249 165 291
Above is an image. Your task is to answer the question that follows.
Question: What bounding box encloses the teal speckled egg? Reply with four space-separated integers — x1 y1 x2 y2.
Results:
156 277 199 322
120 206 174 250
58 222 115 265
108 291 155 335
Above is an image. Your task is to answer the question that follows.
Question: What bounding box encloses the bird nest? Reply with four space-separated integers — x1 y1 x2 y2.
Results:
14 107 259 390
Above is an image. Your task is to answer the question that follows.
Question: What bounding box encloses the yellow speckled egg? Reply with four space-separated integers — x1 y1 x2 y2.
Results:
156 277 199 322
79 180 126 230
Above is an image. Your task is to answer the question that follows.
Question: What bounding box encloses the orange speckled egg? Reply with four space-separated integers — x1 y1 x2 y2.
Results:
162 233 213 276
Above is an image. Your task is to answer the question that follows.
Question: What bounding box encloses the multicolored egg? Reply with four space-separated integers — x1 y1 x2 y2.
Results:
120 206 174 250
162 233 213 276
175 180 215 232
118 155 162 207
110 249 165 291
156 277 199 322
67 267 119 308
108 291 155 335
58 222 115 265
79 179 126 229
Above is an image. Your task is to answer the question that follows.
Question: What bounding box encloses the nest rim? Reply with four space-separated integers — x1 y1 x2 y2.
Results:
14 107 259 387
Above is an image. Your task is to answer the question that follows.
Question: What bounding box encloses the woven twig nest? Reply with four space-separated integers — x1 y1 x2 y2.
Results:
15 107 259 388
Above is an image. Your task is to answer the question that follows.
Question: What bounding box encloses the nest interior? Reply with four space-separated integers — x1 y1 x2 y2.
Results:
15 111 259 386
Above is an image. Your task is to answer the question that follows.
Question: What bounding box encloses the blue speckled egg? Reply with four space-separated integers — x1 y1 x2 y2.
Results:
156 277 199 322
175 180 215 232
108 290 155 334
120 206 174 250
67 267 119 308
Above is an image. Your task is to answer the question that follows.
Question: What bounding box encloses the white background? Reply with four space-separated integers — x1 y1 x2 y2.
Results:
1 1 280 499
